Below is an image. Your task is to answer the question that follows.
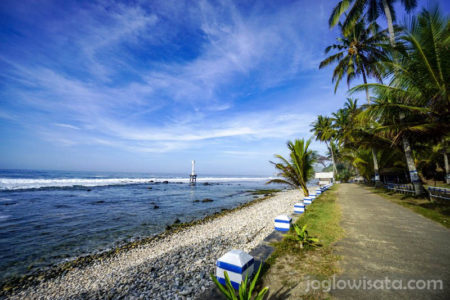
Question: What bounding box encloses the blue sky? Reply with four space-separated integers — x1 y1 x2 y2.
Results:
0 0 448 175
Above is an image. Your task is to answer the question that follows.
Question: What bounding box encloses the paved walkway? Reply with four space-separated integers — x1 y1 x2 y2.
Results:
332 184 450 299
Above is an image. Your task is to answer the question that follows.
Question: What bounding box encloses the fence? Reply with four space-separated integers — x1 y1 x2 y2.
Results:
385 183 415 195
428 187 450 201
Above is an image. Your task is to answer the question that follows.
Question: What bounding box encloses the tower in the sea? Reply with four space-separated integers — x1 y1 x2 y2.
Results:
189 160 197 185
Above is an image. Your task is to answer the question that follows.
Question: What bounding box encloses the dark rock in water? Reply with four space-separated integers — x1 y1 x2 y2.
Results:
221 208 229 212
149 180 154 183
94 200 105 204
86 189 92 192
147 187 152 190
253 196 258 199
150 202 156 205
201 198 214 203
193 200 200 203
2 201 17 206
153 205 160 209
54 204 71 209
203 182 210 186
162 181 169 184
174 218 181 224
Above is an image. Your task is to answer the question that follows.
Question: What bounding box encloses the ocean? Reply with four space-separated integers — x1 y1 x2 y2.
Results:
0 169 279 284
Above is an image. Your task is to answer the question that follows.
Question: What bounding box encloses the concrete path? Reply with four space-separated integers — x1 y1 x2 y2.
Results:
332 184 450 299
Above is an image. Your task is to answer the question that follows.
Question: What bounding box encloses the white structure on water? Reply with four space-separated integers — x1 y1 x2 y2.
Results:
315 172 334 186
190 160 197 184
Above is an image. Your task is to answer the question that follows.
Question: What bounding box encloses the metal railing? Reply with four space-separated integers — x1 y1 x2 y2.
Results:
428 187 450 201
385 183 415 195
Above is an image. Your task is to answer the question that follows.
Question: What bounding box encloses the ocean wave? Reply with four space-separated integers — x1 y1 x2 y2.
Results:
0 177 270 191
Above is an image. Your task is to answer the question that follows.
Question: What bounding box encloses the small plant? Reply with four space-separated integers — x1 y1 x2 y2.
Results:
210 263 269 300
293 224 319 248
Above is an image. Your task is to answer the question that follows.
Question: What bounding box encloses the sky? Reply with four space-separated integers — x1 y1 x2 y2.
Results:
0 0 448 176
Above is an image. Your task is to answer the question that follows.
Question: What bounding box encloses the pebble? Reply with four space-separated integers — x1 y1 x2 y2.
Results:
7 189 306 299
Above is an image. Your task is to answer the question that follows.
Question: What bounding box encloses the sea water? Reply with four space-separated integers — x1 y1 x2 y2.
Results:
0 169 278 283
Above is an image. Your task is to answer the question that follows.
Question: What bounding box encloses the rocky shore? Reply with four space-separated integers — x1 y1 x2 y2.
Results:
6 189 303 299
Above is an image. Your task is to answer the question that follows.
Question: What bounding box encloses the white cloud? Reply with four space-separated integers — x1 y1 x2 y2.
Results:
1 0 329 155
54 123 80 130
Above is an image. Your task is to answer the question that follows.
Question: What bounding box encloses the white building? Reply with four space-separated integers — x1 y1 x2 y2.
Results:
315 172 334 186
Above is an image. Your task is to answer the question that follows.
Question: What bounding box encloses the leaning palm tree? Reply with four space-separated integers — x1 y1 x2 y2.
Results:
352 6 449 194
311 116 337 178
267 139 316 196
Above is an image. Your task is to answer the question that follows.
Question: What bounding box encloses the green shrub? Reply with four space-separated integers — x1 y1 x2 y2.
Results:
210 263 269 300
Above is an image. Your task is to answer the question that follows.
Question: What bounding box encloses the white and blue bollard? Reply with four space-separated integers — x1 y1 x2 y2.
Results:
274 215 292 232
216 249 255 289
303 196 312 205
316 190 322 196
310 194 316 202
294 202 305 214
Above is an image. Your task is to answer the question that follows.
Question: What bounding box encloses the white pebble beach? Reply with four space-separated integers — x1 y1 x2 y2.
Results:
9 189 306 300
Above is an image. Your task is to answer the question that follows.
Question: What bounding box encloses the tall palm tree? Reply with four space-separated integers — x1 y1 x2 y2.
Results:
329 0 417 46
320 19 387 185
353 6 449 193
329 0 420 188
311 116 337 178
319 19 387 93
267 139 316 196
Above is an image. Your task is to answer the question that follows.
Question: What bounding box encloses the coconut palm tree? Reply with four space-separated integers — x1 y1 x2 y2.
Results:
329 0 420 188
311 115 337 178
320 18 387 185
319 19 387 93
267 139 316 196
352 6 449 193
329 0 417 46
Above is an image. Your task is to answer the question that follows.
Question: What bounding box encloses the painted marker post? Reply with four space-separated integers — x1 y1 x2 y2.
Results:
294 202 305 214
303 196 312 205
274 215 292 232
315 190 322 198
310 194 316 202
215 250 255 290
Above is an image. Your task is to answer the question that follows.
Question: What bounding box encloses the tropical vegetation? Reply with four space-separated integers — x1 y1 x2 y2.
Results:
210 263 268 300
267 139 317 196
292 224 320 249
311 4 449 193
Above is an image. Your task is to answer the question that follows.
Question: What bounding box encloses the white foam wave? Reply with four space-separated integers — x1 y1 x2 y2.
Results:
0 177 270 190
0 214 11 221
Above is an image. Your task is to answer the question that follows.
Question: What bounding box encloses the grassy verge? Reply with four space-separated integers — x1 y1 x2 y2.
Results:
365 186 450 228
260 185 343 298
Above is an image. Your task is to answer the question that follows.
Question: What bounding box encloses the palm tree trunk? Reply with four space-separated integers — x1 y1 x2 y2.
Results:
301 184 309 197
381 3 424 193
443 139 450 184
402 135 424 195
362 69 381 186
371 148 381 185
326 141 337 181
381 0 396 46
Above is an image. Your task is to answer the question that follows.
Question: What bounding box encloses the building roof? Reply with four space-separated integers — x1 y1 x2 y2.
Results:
315 172 334 179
